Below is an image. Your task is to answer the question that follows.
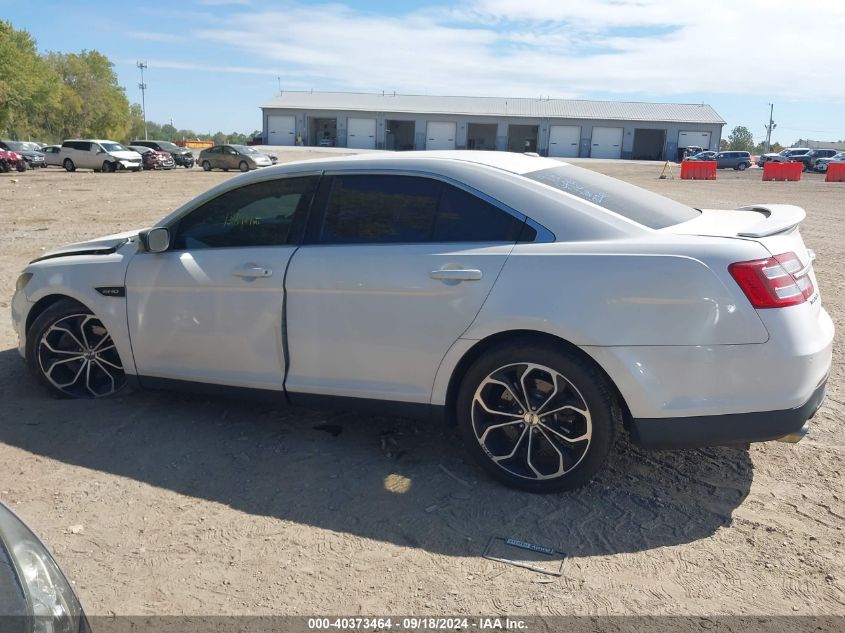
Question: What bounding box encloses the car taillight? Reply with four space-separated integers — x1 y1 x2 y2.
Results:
729 252 814 309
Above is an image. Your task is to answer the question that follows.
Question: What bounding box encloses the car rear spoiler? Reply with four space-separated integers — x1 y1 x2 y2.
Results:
737 204 806 238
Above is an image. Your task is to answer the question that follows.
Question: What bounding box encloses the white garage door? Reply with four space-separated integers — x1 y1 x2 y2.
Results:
267 115 296 146
548 125 581 158
426 121 456 151
347 117 377 149
678 130 712 149
590 126 623 159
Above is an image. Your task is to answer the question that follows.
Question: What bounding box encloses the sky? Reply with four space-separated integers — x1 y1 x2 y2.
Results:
6 0 845 145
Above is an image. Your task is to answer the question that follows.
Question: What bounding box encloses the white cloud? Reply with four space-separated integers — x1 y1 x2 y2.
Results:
176 1 845 102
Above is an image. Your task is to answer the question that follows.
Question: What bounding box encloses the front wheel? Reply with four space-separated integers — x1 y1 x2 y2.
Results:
238 161 249 172
26 300 126 399
456 341 619 492
102 161 115 173
737 162 748 171
201 161 211 171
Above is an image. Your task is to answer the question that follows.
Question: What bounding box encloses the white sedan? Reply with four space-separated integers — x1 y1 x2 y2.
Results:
10 152 833 492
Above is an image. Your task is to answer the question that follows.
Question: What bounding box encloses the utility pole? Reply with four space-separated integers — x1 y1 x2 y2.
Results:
137 61 148 140
169 118 174 141
764 103 776 154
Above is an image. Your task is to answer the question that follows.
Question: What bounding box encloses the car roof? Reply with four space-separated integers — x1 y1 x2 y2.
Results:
283 150 566 175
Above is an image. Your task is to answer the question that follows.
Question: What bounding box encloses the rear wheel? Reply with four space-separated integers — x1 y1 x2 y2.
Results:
63 158 75 172
26 301 126 399
201 160 211 171
456 341 619 492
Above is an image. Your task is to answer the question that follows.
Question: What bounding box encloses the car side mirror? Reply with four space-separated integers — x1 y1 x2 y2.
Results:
140 227 170 253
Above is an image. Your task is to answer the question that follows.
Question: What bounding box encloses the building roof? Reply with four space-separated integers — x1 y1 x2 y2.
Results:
261 91 725 124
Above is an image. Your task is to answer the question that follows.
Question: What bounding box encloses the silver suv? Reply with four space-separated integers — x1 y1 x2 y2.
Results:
714 151 752 170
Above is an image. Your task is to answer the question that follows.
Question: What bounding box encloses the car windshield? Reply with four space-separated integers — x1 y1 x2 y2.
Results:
101 142 127 152
158 142 180 151
834 153 845 160
232 145 258 154
5 141 25 151
524 165 700 229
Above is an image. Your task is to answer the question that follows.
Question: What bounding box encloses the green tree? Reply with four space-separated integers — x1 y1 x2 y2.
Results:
727 126 754 152
45 50 130 139
0 21 60 138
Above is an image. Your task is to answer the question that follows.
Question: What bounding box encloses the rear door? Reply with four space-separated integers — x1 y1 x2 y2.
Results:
284 173 526 403
126 175 319 388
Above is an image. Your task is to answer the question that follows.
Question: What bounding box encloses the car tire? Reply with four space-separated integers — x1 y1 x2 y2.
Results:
26 300 126 399
737 162 748 171
63 158 75 172
456 340 620 493
238 161 249 172
202 161 211 171
101 161 115 173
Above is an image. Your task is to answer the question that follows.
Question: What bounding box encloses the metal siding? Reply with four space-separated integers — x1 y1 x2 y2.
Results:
261 92 725 124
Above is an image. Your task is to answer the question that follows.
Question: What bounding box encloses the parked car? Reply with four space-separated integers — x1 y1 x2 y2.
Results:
198 144 273 171
128 145 176 170
792 148 840 172
0 502 91 632
318 138 334 147
759 147 811 165
11 152 832 492
130 140 195 168
40 144 63 167
685 150 717 161
0 141 46 169
814 151 845 173
0 148 27 172
59 140 142 172
713 151 753 170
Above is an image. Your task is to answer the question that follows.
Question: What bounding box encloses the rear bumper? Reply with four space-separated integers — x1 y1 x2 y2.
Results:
630 381 827 449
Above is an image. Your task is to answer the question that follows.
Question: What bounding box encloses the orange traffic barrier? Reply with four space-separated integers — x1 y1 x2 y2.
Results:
680 160 717 180
825 163 845 182
176 139 214 149
762 161 802 181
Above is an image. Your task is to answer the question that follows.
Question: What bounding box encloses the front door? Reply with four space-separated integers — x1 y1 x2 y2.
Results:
284 173 526 403
126 175 319 389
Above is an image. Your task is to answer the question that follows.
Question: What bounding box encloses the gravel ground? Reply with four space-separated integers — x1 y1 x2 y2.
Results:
0 153 843 617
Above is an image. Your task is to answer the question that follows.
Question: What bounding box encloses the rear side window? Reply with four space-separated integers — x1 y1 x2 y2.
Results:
319 175 440 244
172 176 318 249
314 174 527 244
434 185 524 242
525 165 700 229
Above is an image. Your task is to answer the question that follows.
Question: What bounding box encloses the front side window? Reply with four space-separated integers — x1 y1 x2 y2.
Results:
172 176 318 249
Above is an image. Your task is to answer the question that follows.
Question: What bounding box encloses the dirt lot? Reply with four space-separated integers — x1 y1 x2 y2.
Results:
0 153 843 617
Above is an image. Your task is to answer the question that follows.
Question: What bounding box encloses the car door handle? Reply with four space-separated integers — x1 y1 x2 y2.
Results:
232 265 273 278
430 268 482 281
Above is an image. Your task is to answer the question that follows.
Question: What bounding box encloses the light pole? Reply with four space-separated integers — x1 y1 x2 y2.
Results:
137 61 148 140
764 103 776 154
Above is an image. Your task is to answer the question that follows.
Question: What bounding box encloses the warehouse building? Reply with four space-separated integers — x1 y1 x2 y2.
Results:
260 91 725 161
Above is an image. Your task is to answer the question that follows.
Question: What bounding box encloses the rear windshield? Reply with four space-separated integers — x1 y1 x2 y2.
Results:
524 165 700 229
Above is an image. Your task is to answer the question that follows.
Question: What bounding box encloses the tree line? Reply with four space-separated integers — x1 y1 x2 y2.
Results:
0 21 257 145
